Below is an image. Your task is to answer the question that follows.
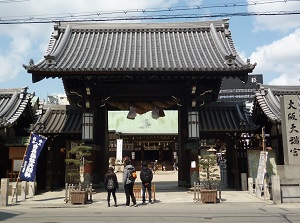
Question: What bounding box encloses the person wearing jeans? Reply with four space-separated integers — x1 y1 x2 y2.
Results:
140 161 153 204
122 159 137 207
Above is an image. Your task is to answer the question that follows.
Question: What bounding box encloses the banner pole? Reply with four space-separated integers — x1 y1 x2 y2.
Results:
11 132 32 202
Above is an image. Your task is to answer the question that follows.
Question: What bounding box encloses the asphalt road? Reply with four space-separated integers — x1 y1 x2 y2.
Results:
1 171 300 222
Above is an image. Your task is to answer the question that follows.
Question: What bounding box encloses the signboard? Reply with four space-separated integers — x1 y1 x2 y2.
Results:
9 147 26 159
13 159 23 172
218 74 263 102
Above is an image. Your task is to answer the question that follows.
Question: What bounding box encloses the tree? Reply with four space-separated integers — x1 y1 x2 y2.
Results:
65 143 93 184
199 154 220 190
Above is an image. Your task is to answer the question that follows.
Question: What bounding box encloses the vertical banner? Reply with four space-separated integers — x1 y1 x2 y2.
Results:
256 151 268 189
19 133 47 182
116 139 123 162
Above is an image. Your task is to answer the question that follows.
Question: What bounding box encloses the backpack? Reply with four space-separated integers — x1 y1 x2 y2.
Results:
128 169 137 181
141 168 152 183
107 177 115 190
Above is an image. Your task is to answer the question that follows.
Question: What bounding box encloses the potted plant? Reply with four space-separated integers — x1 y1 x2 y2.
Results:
199 153 220 203
65 143 93 204
65 143 93 184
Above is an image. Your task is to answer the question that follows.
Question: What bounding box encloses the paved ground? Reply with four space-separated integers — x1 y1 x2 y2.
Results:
2 171 300 222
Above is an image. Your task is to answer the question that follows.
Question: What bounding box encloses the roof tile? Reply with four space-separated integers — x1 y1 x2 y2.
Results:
25 19 255 77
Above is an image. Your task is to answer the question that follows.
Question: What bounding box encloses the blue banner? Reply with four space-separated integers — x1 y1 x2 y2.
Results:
19 133 47 182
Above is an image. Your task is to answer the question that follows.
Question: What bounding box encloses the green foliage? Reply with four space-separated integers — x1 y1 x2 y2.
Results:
65 143 93 183
65 143 93 165
199 154 220 190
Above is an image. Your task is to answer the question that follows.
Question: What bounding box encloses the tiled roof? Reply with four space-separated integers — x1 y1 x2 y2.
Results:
30 102 256 135
30 104 82 134
0 87 33 128
24 19 255 80
199 102 258 132
253 84 300 124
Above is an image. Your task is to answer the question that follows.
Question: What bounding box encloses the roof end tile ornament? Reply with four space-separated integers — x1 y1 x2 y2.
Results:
225 54 236 66
222 18 230 35
246 58 257 69
44 55 56 65
22 59 35 70
53 23 59 39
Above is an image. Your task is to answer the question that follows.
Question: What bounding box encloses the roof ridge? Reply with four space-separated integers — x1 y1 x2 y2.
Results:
56 19 228 31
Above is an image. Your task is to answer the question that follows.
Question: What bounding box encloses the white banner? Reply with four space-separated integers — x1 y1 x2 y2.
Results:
116 139 123 161
257 151 268 188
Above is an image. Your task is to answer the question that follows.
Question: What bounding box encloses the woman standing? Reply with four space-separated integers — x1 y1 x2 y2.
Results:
104 167 119 207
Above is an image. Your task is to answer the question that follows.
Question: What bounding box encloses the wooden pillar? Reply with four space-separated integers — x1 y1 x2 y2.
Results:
46 138 54 190
95 107 109 186
225 133 240 189
276 124 284 165
233 133 240 189
159 147 163 161
178 104 189 187
141 147 144 161
225 135 235 188
189 145 199 187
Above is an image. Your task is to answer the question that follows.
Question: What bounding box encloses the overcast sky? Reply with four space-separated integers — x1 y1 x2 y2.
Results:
1 0 300 99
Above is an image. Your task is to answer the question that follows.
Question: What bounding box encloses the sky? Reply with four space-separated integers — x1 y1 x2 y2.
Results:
1 0 300 100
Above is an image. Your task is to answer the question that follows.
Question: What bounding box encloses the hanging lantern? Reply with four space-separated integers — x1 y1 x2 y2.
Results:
152 107 159 119
159 109 165 117
82 112 93 141
188 111 199 139
127 106 137 120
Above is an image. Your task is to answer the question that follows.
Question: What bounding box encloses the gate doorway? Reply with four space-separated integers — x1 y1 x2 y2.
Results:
107 110 178 172
25 20 257 189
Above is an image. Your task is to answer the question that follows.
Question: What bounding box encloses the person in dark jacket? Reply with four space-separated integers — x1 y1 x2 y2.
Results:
105 167 119 207
122 159 137 207
140 161 153 204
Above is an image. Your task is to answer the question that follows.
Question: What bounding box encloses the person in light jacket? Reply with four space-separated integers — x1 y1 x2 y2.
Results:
122 159 137 207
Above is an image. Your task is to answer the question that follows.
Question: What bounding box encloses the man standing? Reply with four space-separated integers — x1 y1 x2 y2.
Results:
122 159 137 207
140 161 153 204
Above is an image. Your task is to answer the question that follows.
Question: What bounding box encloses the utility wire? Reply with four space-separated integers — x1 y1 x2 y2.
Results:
0 0 299 24
0 0 30 3
1 10 300 24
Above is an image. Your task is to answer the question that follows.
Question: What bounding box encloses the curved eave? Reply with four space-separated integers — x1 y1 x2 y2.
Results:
30 105 82 134
199 102 258 132
254 84 300 124
28 68 253 84
0 87 32 128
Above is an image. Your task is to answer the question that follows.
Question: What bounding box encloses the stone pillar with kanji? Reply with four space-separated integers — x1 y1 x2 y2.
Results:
277 95 300 202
